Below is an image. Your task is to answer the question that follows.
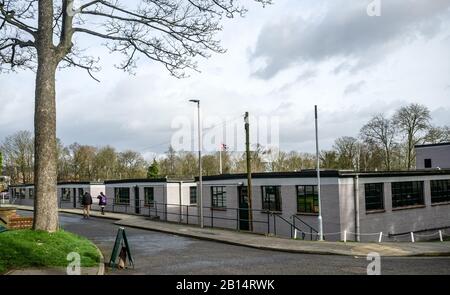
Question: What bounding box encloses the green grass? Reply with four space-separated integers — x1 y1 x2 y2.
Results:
0 229 101 274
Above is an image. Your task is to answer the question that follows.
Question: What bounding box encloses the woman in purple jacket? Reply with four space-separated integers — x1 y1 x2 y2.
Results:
97 192 107 215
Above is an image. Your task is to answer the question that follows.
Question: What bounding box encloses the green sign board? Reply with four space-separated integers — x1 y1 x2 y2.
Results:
109 227 134 269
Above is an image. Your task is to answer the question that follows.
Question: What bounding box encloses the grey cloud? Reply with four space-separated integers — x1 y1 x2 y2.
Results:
344 80 366 95
251 0 450 79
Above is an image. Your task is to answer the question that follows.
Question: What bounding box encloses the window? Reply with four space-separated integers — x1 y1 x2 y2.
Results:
424 159 432 168
391 181 424 208
211 186 226 209
364 183 384 211
297 185 318 214
61 188 71 201
144 187 154 207
19 188 26 199
28 188 34 199
78 188 84 203
190 186 197 205
431 179 450 204
114 188 130 204
262 186 281 211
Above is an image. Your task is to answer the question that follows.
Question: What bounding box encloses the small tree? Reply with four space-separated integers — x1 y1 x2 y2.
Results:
0 0 270 232
147 159 159 179
360 114 397 171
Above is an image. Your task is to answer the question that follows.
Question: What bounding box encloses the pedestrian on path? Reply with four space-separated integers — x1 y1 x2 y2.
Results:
82 192 93 219
97 192 107 215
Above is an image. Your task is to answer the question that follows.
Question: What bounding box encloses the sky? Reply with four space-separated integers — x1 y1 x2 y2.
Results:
1 0 450 159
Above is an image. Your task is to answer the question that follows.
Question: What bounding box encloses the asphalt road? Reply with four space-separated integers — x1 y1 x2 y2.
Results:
19 211 450 275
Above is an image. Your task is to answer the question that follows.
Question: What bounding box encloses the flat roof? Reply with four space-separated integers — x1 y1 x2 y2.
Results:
197 169 450 181
104 178 195 184
415 142 450 148
9 181 104 188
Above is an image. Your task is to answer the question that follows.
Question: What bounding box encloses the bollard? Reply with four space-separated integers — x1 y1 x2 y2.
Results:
439 230 443 242
294 229 298 239
378 232 383 243
410 232 415 243
344 230 347 243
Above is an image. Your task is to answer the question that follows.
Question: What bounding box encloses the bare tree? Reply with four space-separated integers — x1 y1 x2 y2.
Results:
424 125 450 144
0 0 270 231
0 130 34 184
333 136 359 170
360 114 397 171
393 104 431 170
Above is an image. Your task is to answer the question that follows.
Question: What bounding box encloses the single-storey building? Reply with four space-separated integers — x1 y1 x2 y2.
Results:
196 170 450 242
104 178 197 223
415 142 450 169
8 182 105 209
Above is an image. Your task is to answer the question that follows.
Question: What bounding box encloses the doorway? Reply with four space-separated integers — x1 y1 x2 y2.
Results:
73 188 77 208
238 186 250 231
134 186 140 214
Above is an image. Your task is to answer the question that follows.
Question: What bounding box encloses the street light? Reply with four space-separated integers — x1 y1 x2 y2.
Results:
189 99 204 228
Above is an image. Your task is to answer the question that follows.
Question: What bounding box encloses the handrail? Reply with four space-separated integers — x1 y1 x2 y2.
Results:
272 213 306 239
292 215 320 240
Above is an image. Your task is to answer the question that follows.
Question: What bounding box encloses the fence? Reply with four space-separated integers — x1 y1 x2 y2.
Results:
83 200 317 239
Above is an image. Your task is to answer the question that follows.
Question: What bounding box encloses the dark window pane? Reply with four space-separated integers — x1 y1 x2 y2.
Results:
431 180 450 203
391 181 424 208
144 187 154 207
297 185 318 213
262 186 281 211
365 183 384 211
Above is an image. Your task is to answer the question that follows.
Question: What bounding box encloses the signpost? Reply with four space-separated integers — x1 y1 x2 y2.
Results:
109 227 134 269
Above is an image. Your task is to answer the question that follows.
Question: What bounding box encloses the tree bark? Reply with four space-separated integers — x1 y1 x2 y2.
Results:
33 0 59 232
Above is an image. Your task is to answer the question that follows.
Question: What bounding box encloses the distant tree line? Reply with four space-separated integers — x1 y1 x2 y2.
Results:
1 103 448 184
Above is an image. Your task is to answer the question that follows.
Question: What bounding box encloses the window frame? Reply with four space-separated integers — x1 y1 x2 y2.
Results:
364 183 384 212
391 181 424 208
61 188 71 201
28 188 34 199
189 186 197 205
114 187 130 205
144 187 155 207
431 179 450 204
296 185 319 214
19 188 26 199
424 159 432 168
261 186 282 212
211 186 226 209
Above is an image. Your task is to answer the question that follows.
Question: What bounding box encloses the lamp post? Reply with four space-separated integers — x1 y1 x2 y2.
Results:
315 105 323 241
189 99 204 228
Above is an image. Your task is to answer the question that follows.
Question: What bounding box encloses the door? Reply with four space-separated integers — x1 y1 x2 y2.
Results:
73 188 77 208
134 186 140 214
238 186 250 231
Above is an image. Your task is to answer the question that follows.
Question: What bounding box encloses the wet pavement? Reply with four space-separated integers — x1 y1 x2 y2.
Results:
18 211 450 275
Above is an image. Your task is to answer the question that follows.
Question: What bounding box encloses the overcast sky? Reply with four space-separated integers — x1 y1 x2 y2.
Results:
1 0 449 159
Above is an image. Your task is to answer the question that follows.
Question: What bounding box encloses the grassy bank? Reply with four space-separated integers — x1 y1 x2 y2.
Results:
0 229 101 274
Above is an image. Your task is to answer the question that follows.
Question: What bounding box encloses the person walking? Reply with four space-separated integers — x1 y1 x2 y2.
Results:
97 192 107 215
82 192 93 219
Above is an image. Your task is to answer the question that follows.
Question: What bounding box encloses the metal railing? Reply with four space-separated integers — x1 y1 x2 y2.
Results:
292 215 321 240
92 200 312 238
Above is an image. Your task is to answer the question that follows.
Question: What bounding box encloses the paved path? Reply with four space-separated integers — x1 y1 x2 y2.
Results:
14 205 450 257
14 210 450 275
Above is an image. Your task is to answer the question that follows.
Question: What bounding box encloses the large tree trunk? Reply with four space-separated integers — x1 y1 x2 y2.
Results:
33 0 59 232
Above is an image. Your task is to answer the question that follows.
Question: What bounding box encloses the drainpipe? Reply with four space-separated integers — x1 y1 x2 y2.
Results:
353 175 360 242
